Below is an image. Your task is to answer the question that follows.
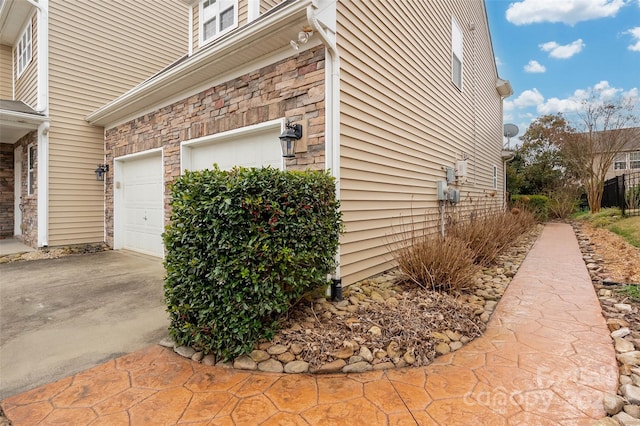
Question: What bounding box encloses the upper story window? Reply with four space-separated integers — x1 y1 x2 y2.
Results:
630 152 640 169
451 17 463 91
614 153 627 170
16 19 32 78
200 0 237 45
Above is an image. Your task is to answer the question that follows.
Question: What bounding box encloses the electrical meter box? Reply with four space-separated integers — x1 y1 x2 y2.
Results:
455 161 468 178
448 188 460 204
445 167 455 184
437 181 448 200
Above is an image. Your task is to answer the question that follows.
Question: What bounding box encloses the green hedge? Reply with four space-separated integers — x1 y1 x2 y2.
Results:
511 194 549 221
163 166 342 360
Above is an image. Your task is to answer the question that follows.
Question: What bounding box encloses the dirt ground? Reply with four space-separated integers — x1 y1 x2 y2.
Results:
579 222 640 284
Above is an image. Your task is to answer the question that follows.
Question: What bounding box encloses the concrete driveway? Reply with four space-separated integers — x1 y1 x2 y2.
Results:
0 250 169 399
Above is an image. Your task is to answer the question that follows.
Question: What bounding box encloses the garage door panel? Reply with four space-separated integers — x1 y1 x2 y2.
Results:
187 127 282 171
119 154 164 257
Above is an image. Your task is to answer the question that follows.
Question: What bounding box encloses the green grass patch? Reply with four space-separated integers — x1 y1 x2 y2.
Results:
618 284 640 302
607 216 640 248
574 207 623 228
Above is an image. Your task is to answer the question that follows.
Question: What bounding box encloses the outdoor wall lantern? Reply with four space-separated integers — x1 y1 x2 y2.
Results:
279 121 303 158
94 164 109 181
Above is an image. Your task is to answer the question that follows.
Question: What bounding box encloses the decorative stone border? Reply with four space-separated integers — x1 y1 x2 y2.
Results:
162 225 543 374
574 222 640 425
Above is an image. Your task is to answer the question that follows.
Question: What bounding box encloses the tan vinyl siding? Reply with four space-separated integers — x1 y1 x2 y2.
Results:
193 4 200 52
47 0 188 246
14 13 37 107
0 44 12 99
238 1 248 25
260 0 281 14
337 0 504 285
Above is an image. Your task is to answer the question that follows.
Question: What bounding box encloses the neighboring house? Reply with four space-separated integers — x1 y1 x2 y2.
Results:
88 0 511 286
0 0 188 247
608 128 640 180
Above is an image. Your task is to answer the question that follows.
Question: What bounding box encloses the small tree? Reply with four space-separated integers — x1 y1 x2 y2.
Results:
558 95 638 213
509 114 577 195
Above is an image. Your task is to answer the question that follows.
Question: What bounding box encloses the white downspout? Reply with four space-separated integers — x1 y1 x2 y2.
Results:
307 2 341 281
32 0 50 247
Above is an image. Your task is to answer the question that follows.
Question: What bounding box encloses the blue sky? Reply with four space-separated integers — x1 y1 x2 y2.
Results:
485 0 640 141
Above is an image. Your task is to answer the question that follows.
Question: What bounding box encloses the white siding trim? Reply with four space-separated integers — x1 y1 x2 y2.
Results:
36 0 48 114
37 122 49 246
248 0 259 22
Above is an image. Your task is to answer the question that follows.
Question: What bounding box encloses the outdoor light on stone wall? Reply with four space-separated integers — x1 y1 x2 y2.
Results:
94 164 109 181
290 28 314 50
279 121 303 158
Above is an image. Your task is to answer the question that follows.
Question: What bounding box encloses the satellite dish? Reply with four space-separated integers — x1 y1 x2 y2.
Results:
503 123 519 149
503 123 519 138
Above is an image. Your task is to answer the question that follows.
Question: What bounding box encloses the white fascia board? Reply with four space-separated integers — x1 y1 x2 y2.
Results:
0 109 48 127
86 0 313 128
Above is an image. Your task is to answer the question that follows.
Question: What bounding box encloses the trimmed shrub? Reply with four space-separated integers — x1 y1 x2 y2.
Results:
511 194 549 221
163 166 342 360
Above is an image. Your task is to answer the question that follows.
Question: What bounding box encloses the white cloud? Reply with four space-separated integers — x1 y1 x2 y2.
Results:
539 39 585 59
627 27 640 51
537 97 584 114
593 80 621 100
524 60 546 73
535 80 638 114
506 0 626 25
504 88 545 111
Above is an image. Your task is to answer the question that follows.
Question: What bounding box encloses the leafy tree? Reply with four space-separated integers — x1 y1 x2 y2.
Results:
508 94 638 213
508 114 576 195
557 95 639 213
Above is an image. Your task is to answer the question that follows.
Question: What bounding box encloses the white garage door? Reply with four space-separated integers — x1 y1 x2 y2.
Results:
119 154 164 257
183 123 282 172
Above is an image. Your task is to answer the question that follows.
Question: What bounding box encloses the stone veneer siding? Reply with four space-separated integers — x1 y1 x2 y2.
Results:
0 144 14 238
104 46 326 249
13 132 38 247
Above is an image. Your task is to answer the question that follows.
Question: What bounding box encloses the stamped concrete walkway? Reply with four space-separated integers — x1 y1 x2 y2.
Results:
1 223 618 425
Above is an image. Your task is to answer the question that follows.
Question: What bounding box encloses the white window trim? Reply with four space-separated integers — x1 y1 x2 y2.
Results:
451 16 463 91
28 144 35 195
199 0 238 47
630 152 640 169
492 164 498 189
16 18 33 78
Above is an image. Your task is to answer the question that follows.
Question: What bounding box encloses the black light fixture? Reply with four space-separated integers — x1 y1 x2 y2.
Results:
95 164 109 181
279 121 303 158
